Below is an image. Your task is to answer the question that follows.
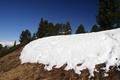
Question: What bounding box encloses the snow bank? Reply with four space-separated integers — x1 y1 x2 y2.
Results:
20 28 120 75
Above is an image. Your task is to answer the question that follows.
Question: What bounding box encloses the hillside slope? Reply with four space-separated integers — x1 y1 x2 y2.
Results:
0 44 120 80
0 29 120 80
0 47 22 74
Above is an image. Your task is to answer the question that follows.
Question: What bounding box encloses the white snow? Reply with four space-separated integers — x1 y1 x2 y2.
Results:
20 28 120 76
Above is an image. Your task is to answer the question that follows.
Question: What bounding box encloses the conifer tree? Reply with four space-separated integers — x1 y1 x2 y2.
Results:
19 29 31 44
97 0 120 30
65 22 72 35
54 23 62 35
112 0 120 28
91 24 100 32
36 18 44 38
75 24 86 34
48 23 54 36
97 0 113 30
36 18 51 38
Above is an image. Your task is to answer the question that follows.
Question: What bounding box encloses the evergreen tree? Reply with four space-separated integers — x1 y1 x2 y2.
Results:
97 0 120 30
97 0 113 30
44 20 49 37
48 23 54 36
36 18 44 38
60 24 66 35
75 24 86 34
57 23 66 35
54 22 72 35
91 24 100 32
36 18 50 38
19 29 32 44
36 18 72 37
54 23 62 35
65 22 72 35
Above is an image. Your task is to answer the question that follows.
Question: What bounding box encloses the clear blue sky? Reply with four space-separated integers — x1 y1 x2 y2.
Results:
0 0 98 41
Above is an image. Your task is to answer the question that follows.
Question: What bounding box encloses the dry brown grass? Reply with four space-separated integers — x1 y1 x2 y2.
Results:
0 63 45 80
0 47 22 74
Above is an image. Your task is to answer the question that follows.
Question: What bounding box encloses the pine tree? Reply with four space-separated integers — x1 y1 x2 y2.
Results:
48 23 54 36
54 23 62 35
43 20 49 37
36 18 44 38
112 0 120 28
75 24 86 34
19 29 32 44
65 22 72 35
36 18 51 38
54 22 72 35
36 18 72 37
91 24 100 32
60 24 66 35
97 0 120 30
97 0 113 30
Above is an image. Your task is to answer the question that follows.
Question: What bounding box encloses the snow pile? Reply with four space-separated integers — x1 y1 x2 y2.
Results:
20 28 120 75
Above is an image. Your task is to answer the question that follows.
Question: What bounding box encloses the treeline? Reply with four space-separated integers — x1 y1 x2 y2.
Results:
0 18 93 57
0 0 120 58
19 18 87 45
19 0 120 45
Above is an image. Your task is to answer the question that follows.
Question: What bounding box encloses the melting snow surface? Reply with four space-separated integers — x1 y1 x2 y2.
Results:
20 28 120 75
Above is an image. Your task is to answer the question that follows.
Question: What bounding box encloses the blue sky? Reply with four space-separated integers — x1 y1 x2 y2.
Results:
0 0 98 41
